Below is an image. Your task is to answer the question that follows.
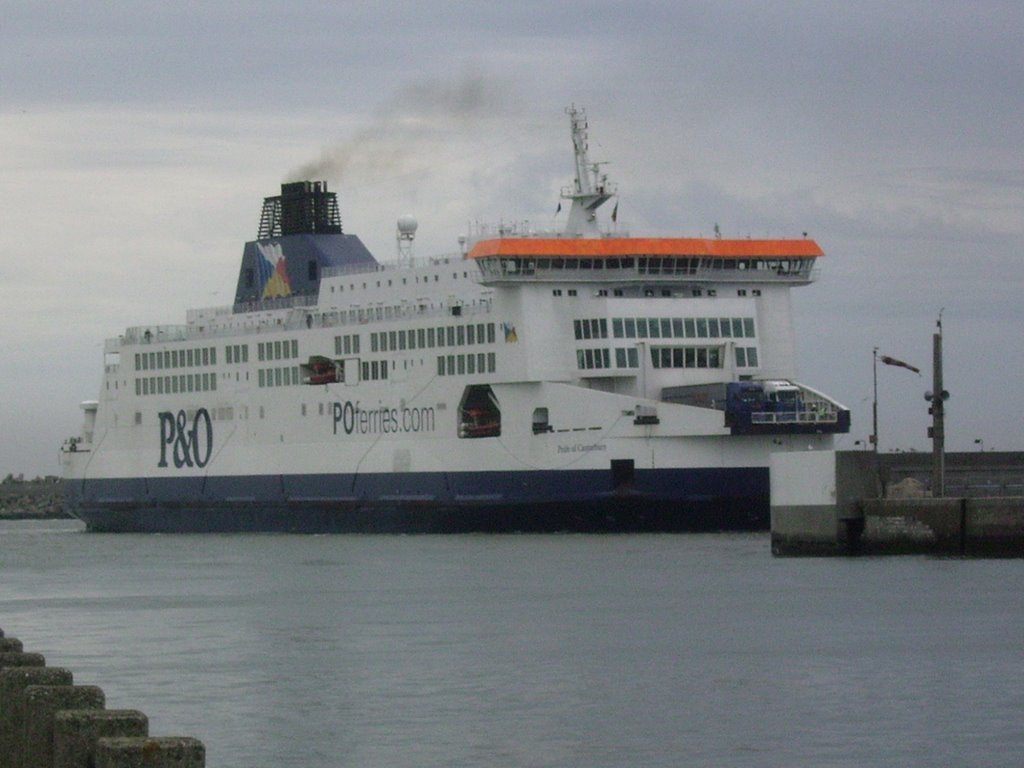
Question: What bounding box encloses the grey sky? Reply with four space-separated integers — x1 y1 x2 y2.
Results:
2 1 1022 476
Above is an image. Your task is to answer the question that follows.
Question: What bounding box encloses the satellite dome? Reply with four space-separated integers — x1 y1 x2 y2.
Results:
397 215 418 237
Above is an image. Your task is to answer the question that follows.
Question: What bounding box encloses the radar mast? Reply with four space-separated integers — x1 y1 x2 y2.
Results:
561 106 617 237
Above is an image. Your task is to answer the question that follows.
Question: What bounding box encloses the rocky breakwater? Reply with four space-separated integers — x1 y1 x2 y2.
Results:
0 476 68 520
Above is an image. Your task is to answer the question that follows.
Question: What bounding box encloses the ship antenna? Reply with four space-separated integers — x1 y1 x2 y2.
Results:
561 105 616 237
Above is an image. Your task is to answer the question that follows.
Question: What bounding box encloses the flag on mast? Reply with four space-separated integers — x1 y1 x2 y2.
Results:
879 355 920 374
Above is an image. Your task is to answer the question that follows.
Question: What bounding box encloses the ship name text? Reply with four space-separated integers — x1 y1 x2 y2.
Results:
557 443 608 455
333 401 436 436
158 408 213 468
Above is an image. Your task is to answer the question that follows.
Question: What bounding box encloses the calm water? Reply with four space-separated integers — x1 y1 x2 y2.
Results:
1 519 1022 768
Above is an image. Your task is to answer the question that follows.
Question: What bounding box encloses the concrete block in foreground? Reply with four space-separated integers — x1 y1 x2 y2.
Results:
95 737 206 768
0 651 45 669
53 709 149 768
0 667 74 768
23 685 106 768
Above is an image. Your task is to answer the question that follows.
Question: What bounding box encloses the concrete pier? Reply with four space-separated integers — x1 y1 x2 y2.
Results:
0 626 204 768
771 450 1024 556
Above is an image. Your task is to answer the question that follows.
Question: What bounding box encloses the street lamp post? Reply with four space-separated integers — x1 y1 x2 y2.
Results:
874 346 923 497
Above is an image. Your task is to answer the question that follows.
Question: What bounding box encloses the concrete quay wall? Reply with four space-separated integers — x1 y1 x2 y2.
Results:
774 496 1024 557
0 627 204 768
771 450 1024 556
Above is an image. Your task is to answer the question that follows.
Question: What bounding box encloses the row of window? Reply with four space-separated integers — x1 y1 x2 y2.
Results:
613 317 755 340
562 288 760 299
135 373 218 396
577 348 612 370
266 359 388 384
257 361 399 387
258 339 299 362
481 255 812 276
258 367 301 388
334 333 361 356
576 345 760 371
648 346 758 369
372 323 497 353
225 344 249 364
616 348 641 368
363 360 388 381
573 317 756 343
436 352 498 377
135 347 217 372
574 319 609 340
735 347 760 368
650 347 724 369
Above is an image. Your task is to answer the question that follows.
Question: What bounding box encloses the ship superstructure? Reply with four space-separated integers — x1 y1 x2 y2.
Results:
62 107 848 532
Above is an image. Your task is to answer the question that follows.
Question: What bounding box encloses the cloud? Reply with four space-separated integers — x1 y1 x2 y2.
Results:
3 1 1024 476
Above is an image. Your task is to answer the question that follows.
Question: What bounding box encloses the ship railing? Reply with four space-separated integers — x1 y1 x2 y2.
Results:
750 408 841 426
322 253 468 279
279 299 495 334
107 298 495 347
748 388 845 425
117 325 192 345
227 294 319 314
463 220 631 244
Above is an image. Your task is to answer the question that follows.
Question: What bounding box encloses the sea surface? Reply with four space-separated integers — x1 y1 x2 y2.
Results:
1 519 1022 768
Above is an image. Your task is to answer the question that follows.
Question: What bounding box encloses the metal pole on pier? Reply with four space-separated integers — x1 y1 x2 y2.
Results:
929 312 947 497
872 347 881 495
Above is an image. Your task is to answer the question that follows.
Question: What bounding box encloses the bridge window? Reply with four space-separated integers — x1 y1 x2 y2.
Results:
650 346 723 369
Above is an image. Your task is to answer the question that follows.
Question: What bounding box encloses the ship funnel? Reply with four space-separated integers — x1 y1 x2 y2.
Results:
258 181 343 238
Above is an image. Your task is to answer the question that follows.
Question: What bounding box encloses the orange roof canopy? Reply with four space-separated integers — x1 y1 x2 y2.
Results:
468 237 823 260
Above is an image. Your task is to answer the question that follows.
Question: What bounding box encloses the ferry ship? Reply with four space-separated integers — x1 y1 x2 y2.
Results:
61 107 850 532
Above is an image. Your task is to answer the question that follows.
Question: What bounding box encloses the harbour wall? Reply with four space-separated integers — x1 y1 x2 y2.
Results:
0 626 204 767
771 450 1024 556
0 477 66 520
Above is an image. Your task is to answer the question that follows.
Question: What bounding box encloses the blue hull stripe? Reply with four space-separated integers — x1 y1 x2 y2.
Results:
66 467 769 533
